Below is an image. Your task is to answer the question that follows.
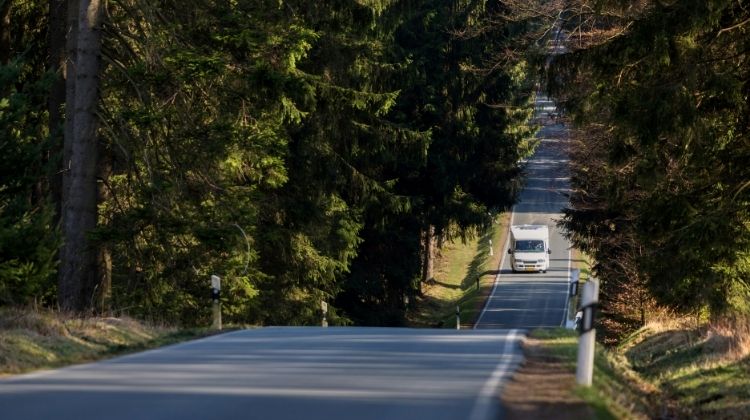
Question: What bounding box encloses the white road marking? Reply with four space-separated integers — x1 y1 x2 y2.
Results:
467 329 521 420
474 208 514 328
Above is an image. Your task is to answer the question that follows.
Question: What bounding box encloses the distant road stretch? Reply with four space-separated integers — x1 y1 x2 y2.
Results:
475 92 572 329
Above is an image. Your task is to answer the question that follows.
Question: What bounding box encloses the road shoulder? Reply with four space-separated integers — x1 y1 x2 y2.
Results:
500 333 594 420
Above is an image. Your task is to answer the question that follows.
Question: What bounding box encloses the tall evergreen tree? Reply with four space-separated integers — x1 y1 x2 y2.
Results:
59 0 104 312
0 0 59 306
339 0 539 325
552 0 750 319
2 0 540 325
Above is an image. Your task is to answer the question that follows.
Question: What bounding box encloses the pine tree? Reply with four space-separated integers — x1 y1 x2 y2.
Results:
0 0 59 306
553 0 750 319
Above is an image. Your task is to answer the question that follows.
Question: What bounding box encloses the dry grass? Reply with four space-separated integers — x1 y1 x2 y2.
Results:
707 317 750 362
628 316 750 364
619 316 750 418
513 317 750 419
0 307 211 376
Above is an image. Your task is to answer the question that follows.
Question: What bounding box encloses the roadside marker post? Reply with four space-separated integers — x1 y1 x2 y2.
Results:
456 306 461 330
569 268 580 296
211 275 222 330
321 300 328 327
489 239 493 256
576 277 599 386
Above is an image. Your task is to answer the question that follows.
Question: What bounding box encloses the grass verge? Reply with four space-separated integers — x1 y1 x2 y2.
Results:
0 307 219 376
512 320 750 419
618 318 750 418
524 328 652 419
408 213 509 328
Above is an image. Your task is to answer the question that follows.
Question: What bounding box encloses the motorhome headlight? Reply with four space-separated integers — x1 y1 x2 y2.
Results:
537 259 546 263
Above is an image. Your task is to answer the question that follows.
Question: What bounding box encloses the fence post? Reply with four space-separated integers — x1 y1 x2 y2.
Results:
576 277 599 386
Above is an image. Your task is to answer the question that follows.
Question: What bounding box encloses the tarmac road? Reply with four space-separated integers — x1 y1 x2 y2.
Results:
0 327 522 420
474 94 573 330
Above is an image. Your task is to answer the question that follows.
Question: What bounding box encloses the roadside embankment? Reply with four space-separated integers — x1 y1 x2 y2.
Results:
0 307 215 376
502 318 750 419
619 317 750 418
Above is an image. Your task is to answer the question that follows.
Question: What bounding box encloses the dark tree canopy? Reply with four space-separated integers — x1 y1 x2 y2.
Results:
1 0 539 325
552 0 750 322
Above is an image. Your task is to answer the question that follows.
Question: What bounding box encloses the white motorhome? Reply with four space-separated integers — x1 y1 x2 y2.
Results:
507 225 551 273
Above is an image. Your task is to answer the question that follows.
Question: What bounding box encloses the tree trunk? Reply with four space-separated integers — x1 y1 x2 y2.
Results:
58 0 78 311
59 0 102 312
96 151 112 315
421 225 435 293
48 0 68 223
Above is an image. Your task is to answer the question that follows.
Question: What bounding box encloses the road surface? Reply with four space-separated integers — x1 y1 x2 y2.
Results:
0 327 521 420
475 93 573 329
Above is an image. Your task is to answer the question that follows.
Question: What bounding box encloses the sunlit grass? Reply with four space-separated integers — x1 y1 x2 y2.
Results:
532 310 750 418
620 319 750 418
0 308 216 375
528 328 652 419
408 214 508 328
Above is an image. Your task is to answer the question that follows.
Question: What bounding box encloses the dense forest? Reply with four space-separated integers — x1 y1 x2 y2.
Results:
551 0 750 337
1 0 542 325
2 0 748 334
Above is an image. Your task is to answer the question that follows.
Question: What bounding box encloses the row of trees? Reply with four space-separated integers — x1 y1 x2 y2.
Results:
551 0 749 337
1 0 542 325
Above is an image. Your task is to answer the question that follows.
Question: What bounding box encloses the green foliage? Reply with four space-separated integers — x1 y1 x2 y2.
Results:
553 0 750 317
0 0 59 307
338 0 539 325
3 0 538 325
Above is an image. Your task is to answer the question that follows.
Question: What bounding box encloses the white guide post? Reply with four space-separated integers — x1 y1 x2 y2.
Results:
576 277 599 386
211 275 222 330
321 300 328 327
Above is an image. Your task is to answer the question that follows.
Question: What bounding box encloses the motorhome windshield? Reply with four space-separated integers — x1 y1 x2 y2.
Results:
515 240 545 252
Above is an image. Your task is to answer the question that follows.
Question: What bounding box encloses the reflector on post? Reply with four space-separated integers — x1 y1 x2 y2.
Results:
569 269 580 297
